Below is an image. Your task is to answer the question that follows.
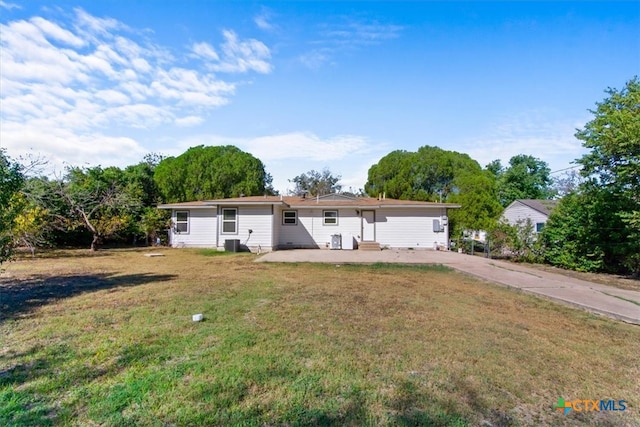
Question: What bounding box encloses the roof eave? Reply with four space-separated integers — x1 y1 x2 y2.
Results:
289 203 461 209
158 201 289 209
211 201 287 206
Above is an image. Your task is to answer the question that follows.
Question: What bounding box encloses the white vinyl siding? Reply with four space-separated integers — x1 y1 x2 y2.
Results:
169 205 452 251
502 202 549 229
218 205 274 251
276 208 360 249
375 208 448 249
169 209 217 248
275 207 448 249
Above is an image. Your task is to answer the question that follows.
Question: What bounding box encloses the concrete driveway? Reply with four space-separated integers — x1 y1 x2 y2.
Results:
256 249 640 325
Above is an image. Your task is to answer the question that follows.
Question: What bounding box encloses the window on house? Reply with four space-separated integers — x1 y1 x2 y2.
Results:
536 222 545 233
323 210 338 225
175 211 189 233
283 210 298 225
222 208 237 234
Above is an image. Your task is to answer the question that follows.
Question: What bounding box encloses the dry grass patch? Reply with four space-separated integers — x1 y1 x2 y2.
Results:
1 249 638 426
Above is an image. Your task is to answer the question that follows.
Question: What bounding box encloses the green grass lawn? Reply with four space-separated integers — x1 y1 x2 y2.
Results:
1 249 638 426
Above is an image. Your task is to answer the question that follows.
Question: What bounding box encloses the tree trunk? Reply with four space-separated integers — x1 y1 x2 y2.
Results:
90 234 100 251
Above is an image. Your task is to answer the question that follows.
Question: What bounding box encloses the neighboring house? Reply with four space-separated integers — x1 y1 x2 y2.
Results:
502 199 558 233
158 193 460 252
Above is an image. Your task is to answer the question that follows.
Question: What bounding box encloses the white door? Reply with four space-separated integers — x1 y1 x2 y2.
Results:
362 210 375 241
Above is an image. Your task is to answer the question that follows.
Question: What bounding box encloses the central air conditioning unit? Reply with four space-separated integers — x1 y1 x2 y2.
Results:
224 239 240 252
330 234 342 250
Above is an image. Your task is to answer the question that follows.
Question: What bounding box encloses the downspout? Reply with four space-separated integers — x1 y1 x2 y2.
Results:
216 205 220 249
443 207 449 250
169 210 174 247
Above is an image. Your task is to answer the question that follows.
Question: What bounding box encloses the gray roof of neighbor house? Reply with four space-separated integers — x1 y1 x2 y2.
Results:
510 199 559 217
158 193 461 210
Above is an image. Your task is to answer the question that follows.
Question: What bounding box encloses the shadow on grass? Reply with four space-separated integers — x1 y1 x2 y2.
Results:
0 271 176 323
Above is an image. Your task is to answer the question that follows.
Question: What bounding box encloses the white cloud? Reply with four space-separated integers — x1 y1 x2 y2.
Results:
95 89 131 105
301 18 403 68
74 7 124 37
0 1 20 10
299 49 332 69
191 42 219 60
31 16 85 47
244 132 370 162
459 111 589 172
175 116 204 127
320 21 403 45
254 8 278 32
254 15 273 31
208 30 272 74
1 122 146 174
0 8 272 173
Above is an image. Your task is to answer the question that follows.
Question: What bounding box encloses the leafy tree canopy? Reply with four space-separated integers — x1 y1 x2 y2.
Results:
46 166 143 250
576 77 640 196
289 168 342 196
365 146 502 233
541 77 640 276
124 158 163 208
491 154 554 207
447 169 503 233
365 146 482 201
154 145 274 203
0 149 25 263
541 189 637 274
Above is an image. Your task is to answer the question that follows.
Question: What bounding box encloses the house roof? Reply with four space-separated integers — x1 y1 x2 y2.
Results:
508 199 558 217
158 193 461 210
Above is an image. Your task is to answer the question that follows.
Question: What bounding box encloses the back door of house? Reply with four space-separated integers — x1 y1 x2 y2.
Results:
362 210 375 241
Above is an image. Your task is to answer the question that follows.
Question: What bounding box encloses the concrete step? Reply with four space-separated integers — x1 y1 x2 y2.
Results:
359 242 381 251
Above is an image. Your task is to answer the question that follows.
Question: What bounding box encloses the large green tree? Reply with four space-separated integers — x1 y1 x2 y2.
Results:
491 155 554 207
0 150 25 264
366 146 483 201
365 145 502 234
154 145 274 203
542 78 640 275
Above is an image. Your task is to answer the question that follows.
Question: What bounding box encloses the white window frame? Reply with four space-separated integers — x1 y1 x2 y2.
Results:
323 210 338 226
535 222 545 233
221 208 238 234
175 211 189 234
283 210 298 225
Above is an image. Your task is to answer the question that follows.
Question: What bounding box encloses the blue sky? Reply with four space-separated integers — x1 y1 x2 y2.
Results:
1 1 638 194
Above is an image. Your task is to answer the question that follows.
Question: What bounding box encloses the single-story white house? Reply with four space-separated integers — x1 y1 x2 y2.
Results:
158 193 460 252
502 199 558 233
